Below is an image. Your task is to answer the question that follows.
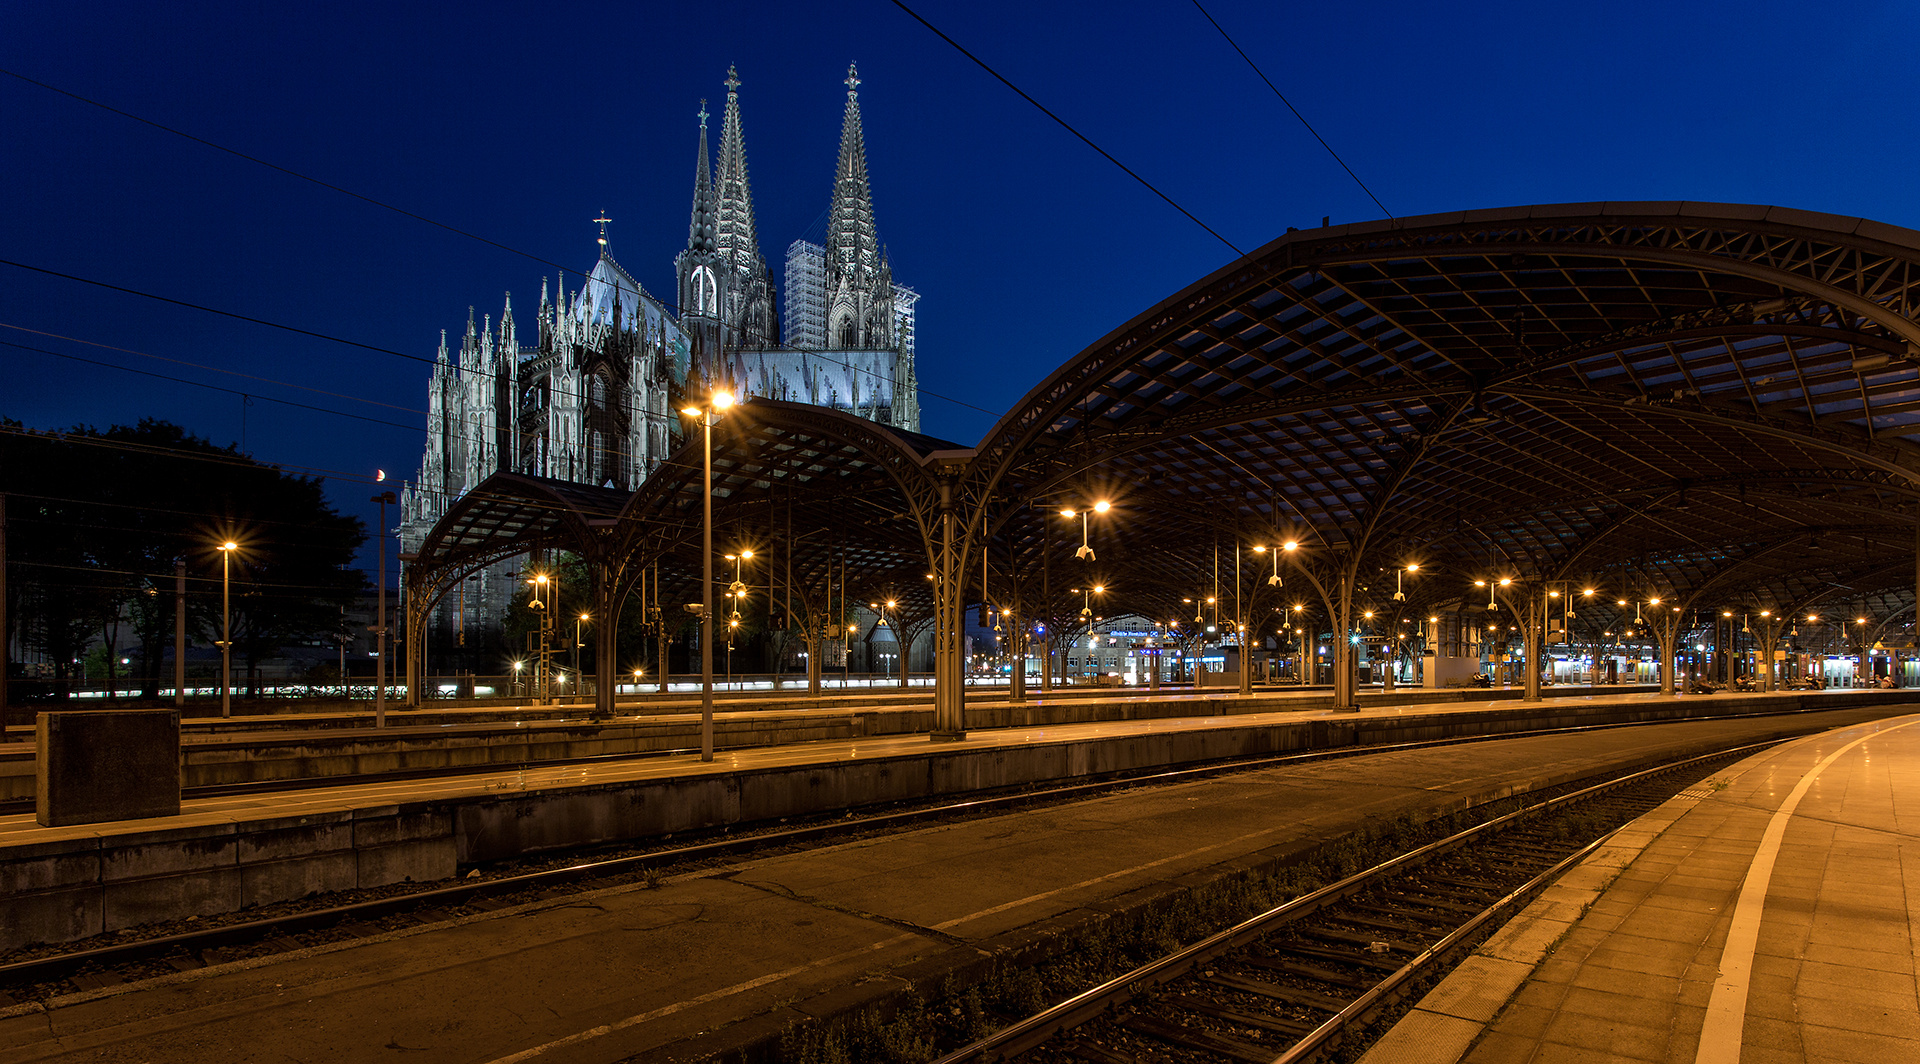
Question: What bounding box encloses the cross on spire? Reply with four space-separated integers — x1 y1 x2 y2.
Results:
594 212 612 248
697 98 708 129
844 62 859 96
725 64 740 97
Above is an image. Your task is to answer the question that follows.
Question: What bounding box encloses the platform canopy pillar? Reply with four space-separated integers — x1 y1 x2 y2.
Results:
1008 600 1027 704
929 475 968 740
400 561 433 709
1333 570 1357 711
591 557 620 719
806 624 823 695
1522 591 1542 703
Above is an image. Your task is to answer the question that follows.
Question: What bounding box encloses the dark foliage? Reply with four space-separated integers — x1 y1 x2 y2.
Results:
1 419 366 704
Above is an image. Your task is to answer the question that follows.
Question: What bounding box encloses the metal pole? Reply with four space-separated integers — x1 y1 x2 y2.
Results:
220 545 232 718
375 496 387 728
1041 515 1051 694
174 559 186 707
1236 542 1250 696
701 413 715 762
1 493 8 734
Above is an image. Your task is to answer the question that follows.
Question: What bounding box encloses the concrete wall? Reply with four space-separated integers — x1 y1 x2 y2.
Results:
0 804 453 951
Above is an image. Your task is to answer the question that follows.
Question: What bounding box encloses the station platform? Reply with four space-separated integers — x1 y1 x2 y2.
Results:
0 683 1657 802
0 699 1911 1063
1 688 1910 954
1364 709 1920 1064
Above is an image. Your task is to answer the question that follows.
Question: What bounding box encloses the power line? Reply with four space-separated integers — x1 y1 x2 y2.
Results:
0 256 443 370
0 323 424 416
1 338 421 435
1189 0 1393 220
0 68 1004 420
0 421 373 486
889 0 1243 257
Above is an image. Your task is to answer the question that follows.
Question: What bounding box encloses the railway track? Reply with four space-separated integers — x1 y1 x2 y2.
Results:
0 719 1827 1019
0 723 1626 1004
930 744 1753 1064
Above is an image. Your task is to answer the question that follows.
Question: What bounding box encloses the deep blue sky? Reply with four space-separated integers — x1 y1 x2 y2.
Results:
5 1 1918 579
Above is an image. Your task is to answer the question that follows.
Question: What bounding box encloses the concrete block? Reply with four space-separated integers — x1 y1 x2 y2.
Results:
235 812 354 863
104 866 243 930
357 837 456 887
0 836 100 894
100 822 236 881
242 850 358 900
36 709 181 826
1 884 103 950
353 808 450 849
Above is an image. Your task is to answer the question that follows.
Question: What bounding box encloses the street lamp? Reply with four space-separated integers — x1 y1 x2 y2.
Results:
527 571 554 703
216 540 238 718
1253 544 1283 587
1060 500 1110 561
575 612 590 701
681 388 734 762
867 599 898 680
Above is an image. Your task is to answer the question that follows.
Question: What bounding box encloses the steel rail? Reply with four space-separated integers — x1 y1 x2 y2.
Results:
1271 830 1619 1063
0 713 1846 993
929 739 1779 1064
0 721 1653 988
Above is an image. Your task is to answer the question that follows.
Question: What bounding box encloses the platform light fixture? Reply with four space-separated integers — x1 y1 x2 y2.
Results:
216 540 239 719
1060 500 1111 561
682 388 735 761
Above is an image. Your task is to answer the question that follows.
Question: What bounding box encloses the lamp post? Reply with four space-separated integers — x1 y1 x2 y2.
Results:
1060 500 1110 561
216 540 237 718
868 599 898 680
725 550 753 690
681 388 733 762
1855 614 1871 686
575 612 589 701
1071 585 1104 683
527 571 553 703
370 491 396 727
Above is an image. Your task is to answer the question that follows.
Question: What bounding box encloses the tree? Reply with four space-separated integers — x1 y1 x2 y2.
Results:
0 419 366 707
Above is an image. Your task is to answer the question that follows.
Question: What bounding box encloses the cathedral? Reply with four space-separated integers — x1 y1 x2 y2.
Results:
398 64 920 658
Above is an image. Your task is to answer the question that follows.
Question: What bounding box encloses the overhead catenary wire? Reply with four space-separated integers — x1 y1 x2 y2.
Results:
1 338 422 435
888 0 1244 258
0 68 1003 421
0 323 424 416
1189 0 1394 221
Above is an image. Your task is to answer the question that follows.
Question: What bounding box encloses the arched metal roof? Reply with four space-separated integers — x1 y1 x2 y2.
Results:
967 202 1920 637
404 201 1920 718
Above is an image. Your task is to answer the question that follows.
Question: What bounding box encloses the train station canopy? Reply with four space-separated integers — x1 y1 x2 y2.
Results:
406 202 1920 721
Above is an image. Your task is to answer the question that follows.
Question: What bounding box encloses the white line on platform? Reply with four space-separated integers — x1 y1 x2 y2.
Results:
1692 717 1920 1064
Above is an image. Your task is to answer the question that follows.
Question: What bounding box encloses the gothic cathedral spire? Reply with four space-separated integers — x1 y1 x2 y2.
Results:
714 66 763 290
677 68 777 375
686 100 716 259
825 62 893 350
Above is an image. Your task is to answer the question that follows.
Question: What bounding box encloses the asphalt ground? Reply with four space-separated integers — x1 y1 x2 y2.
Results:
0 702 1904 1064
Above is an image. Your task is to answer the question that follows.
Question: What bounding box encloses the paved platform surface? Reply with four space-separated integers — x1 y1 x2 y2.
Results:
0 703 1906 1064
1365 711 1920 1064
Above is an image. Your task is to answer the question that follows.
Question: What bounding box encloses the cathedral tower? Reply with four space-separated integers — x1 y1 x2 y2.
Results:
676 67 777 386
824 62 894 351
